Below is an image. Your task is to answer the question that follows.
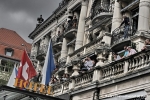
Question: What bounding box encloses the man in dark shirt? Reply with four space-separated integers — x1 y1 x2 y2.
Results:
120 15 130 39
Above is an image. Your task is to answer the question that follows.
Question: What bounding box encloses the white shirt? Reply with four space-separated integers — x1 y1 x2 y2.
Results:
129 49 137 55
84 60 93 70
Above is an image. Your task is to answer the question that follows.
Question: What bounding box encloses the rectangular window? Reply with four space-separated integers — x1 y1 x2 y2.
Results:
6 51 12 56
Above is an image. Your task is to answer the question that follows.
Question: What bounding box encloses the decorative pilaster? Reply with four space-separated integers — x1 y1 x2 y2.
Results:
60 38 68 59
75 0 89 50
138 0 150 32
111 0 122 33
44 35 50 45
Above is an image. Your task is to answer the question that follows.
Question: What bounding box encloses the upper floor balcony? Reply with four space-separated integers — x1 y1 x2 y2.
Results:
111 26 133 51
91 0 113 24
52 34 63 50
64 19 78 40
36 44 48 61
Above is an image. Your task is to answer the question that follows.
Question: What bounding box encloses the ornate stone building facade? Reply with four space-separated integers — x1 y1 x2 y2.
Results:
29 0 150 100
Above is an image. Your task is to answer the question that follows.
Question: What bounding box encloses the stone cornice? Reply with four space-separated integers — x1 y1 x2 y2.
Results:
28 2 69 39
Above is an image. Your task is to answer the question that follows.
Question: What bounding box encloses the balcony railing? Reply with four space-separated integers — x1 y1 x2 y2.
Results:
51 50 150 96
52 34 63 45
91 3 112 19
52 81 69 95
74 71 93 89
64 20 78 39
111 26 133 46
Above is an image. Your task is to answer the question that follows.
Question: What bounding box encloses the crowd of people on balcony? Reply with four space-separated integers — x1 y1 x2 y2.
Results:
48 38 150 85
113 46 137 61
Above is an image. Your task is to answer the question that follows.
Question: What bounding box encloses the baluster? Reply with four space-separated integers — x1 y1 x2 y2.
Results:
144 54 147 67
141 55 144 68
112 66 115 76
131 59 135 70
138 56 143 68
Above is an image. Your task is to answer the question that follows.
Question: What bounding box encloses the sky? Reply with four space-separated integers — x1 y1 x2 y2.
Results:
0 0 61 43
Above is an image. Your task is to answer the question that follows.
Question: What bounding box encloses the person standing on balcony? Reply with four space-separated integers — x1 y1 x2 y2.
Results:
113 52 121 61
122 46 129 58
80 57 94 73
127 46 137 56
72 15 78 28
141 39 150 51
56 31 61 43
119 15 130 39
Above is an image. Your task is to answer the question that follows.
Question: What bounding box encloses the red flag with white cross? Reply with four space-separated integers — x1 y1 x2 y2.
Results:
17 50 37 81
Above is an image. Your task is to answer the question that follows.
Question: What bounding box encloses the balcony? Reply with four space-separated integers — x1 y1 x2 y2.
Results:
111 26 133 51
52 35 63 49
91 3 113 24
64 24 77 39
51 50 150 96
36 44 48 61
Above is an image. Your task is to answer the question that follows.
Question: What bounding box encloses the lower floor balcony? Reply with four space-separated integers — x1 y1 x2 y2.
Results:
51 50 150 97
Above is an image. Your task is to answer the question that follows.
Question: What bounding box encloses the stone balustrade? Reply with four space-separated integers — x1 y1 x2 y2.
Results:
101 61 124 79
51 50 150 96
52 81 70 95
74 71 93 88
53 83 62 95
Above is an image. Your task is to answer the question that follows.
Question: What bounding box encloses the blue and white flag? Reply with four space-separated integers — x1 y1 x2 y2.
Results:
41 40 55 85
7 65 18 87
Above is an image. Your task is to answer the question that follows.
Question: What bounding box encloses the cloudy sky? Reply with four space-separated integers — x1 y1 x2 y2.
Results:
0 0 61 43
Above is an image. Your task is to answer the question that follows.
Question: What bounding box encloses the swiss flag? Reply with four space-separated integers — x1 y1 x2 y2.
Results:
17 50 37 81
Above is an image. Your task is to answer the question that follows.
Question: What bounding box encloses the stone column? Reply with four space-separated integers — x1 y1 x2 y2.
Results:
60 38 68 59
83 25 89 46
111 0 122 33
66 46 73 64
75 0 89 50
138 0 150 32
